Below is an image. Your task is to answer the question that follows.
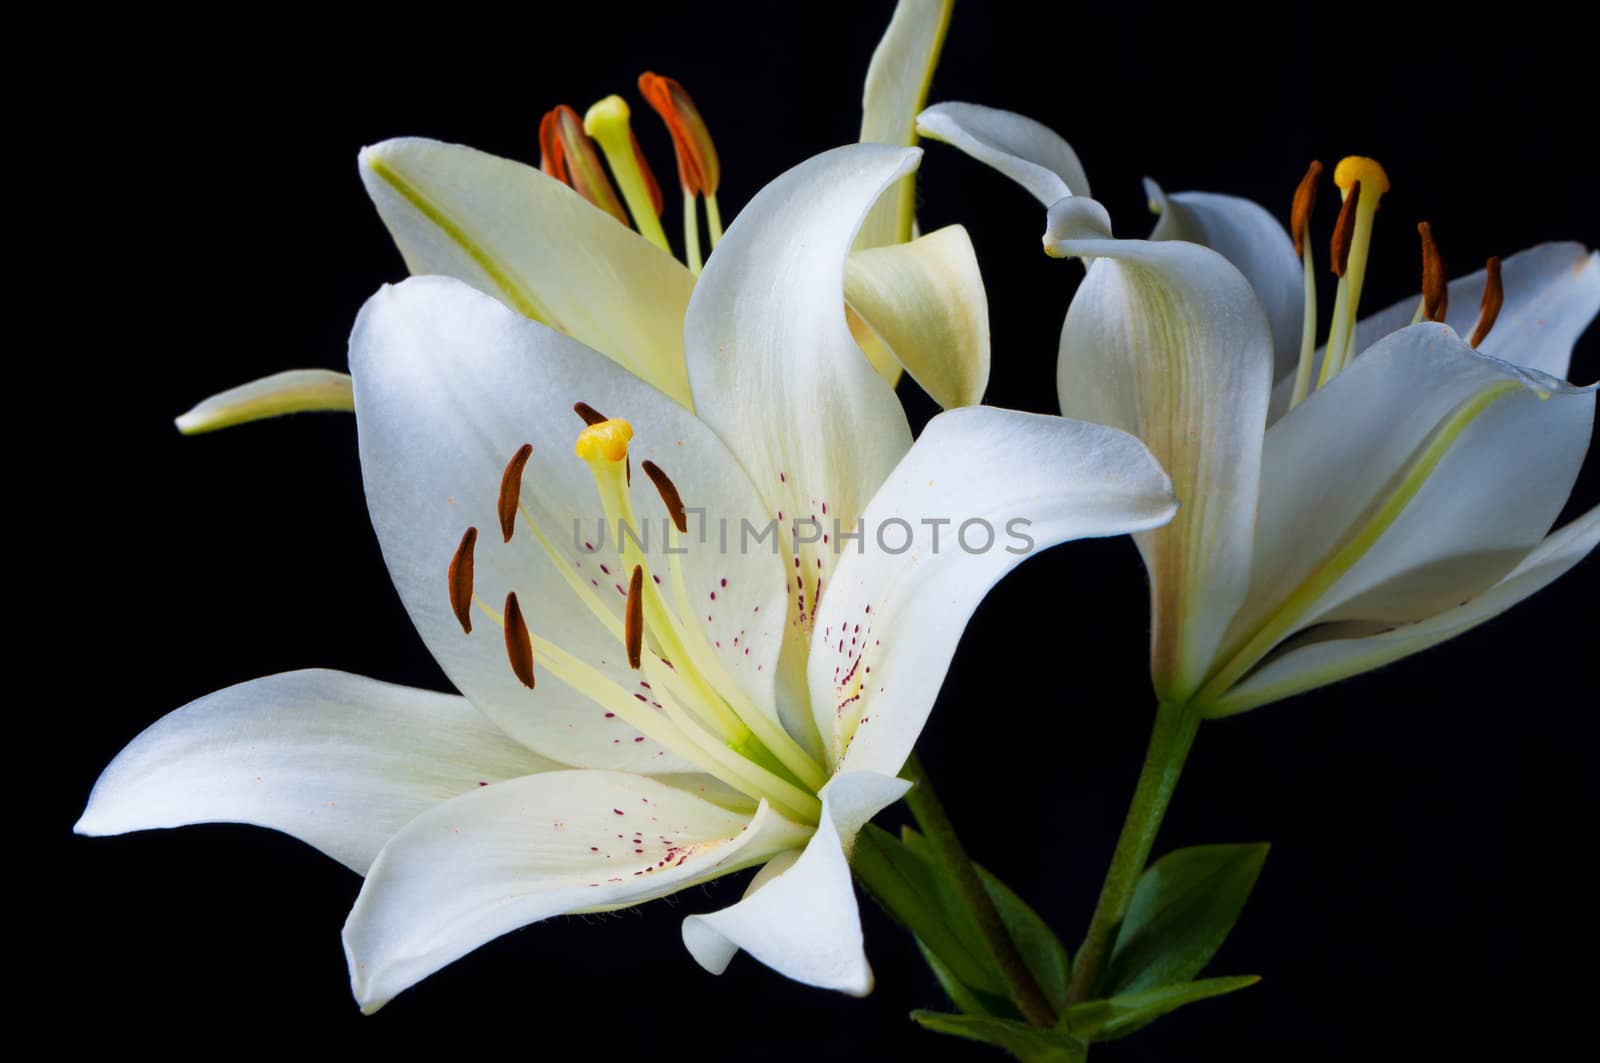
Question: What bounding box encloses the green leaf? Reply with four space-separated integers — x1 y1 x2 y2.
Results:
913 1011 1087 1062
978 865 1073 1005
1105 842 1267 995
1065 976 1260 1042
853 825 1004 995
916 940 1016 1018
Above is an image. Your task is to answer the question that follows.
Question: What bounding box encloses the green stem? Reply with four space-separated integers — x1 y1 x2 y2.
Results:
902 753 1059 1028
1063 701 1201 1006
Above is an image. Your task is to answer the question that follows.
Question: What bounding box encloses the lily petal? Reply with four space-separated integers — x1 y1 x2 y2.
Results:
1144 180 1304 380
1054 237 1274 703
857 0 954 249
174 369 355 435
1350 242 1600 380
74 670 556 874
358 138 696 406
1226 323 1594 675
1213 504 1600 714
350 277 787 772
342 771 810 1012
681 771 910 995
684 144 919 736
915 102 1091 204
845 225 991 408
808 407 1177 774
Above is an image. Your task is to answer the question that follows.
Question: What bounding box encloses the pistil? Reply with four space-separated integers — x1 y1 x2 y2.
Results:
1319 156 1390 385
583 96 672 254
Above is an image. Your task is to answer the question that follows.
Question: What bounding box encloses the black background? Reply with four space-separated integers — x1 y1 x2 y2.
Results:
55 2 1596 1058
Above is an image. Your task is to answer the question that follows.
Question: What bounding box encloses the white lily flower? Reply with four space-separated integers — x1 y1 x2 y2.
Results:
917 102 1599 715
178 0 987 433
77 142 1179 1011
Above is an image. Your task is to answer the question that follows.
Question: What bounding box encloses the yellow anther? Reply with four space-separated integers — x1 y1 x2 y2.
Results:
583 95 672 253
574 418 634 463
1333 156 1390 201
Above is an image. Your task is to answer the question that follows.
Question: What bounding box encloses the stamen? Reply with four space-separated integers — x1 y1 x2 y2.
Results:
498 443 533 543
575 417 634 463
583 95 672 253
538 105 630 226
625 565 644 669
1418 222 1449 324
1290 160 1323 258
1289 161 1324 409
448 527 478 634
503 591 536 689
574 401 608 426
1468 256 1503 347
637 73 720 197
1329 180 1360 278
641 459 687 533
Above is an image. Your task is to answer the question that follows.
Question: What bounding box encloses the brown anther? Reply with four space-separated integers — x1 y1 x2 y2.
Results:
637 72 720 196
503 591 536 689
1417 222 1449 323
447 527 478 634
1291 160 1323 258
498 443 534 543
625 565 644 670
1330 180 1361 278
537 105 629 226
574 401 608 426
641 460 687 533
1468 257 1503 348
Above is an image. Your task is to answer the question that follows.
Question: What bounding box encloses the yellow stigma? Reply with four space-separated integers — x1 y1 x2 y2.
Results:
583 95 671 253
1333 156 1390 200
583 94 632 139
575 418 634 462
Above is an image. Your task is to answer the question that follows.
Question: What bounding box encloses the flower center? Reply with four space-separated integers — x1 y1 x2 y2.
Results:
1286 155 1505 409
540 73 724 274
447 404 826 824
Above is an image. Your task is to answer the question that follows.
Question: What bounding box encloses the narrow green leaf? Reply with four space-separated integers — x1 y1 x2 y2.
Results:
979 866 1073 1005
913 1010 1087 1062
1105 842 1268 994
853 825 1004 994
1065 975 1260 1042
916 940 1017 1018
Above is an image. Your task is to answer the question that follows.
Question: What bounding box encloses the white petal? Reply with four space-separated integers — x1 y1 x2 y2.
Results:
915 102 1091 204
343 771 810 1012
74 670 556 874
1229 323 1594 664
359 138 695 406
1214 505 1600 714
808 407 1177 774
1350 243 1600 379
350 277 788 772
1054 238 1274 702
682 771 910 995
845 225 991 408
685 145 919 736
856 0 954 249
174 369 355 434
1144 180 1304 381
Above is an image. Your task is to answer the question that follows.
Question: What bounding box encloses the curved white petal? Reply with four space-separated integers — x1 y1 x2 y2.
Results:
845 225 990 408
358 138 695 406
350 277 788 772
1053 238 1274 702
856 0 954 249
1214 504 1600 714
915 102 1091 204
682 771 909 995
808 407 1177 774
174 369 355 435
1144 180 1304 381
75 670 557 874
1227 323 1594 671
1350 243 1600 380
685 145 919 738
343 771 810 1012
